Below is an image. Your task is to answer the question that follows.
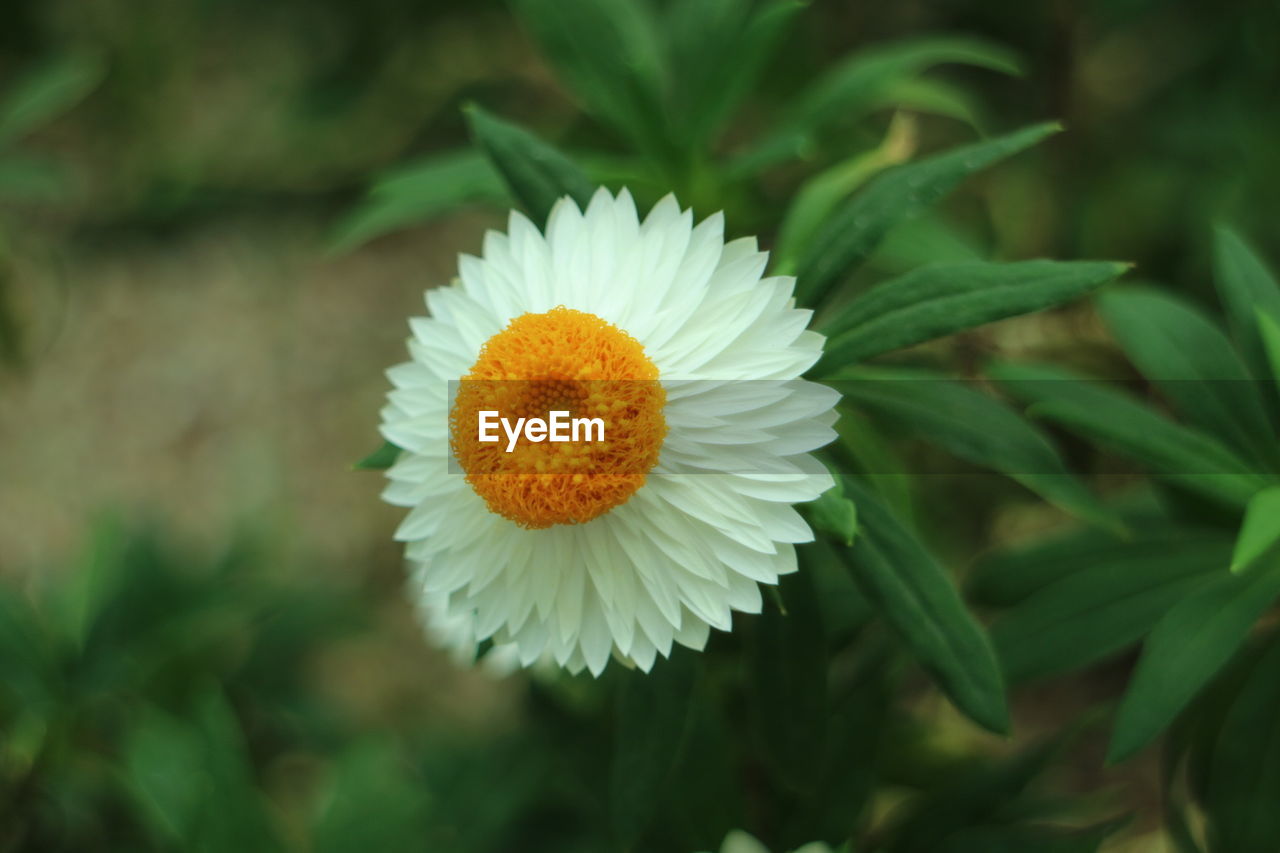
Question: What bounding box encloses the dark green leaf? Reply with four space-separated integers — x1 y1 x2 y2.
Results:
312 741 429 852
1232 486 1280 573
734 36 1021 175
511 0 668 157
330 150 507 252
354 440 401 471
991 363 1272 510
1201 634 1280 853
794 122 1059 306
934 819 1127 853
805 478 858 546
611 650 699 845
839 477 1008 733
1108 552 1280 763
464 105 595 225
831 366 1111 527
664 0 803 147
818 260 1125 367
1212 226 1280 405
0 54 104 146
1099 287 1278 469
990 534 1229 682
747 571 828 793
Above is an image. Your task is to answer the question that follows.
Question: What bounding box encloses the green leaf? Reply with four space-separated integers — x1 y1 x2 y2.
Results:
1099 287 1278 469
0 153 71 201
312 741 428 852
831 366 1112 528
747 571 829 794
1231 486 1280 573
663 0 803 148
0 54 104 146
933 820 1126 853
990 534 1229 682
991 363 1272 510
1108 552 1280 763
795 122 1060 306
1213 226 1280 401
818 260 1126 367
1259 308 1280 392
1201 634 1280 853
464 105 595 226
838 477 1009 733
511 0 668 157
734 36 1020 175
330 150 507 252
805 478 859 546
870 213 983 273
773 112 916 274
354 440 401 471
873 77 985 129
611 651 699 845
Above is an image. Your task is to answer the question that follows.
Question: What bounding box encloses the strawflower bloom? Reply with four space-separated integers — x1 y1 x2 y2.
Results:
380 188 836 674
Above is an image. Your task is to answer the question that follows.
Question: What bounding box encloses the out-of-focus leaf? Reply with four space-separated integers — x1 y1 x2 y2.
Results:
874 77 985 129
773 112 917 273
886 734 1067 853
354 439 401 471
0 54 103 146
1259 308 1280 392
312 740 428 852
805 477 858 546
794 122 1059 306
330 150 507 251
1231 486 1280 573
991 363 1272 510
664 0 803 147
818 260 1125 367
870 213 983 273
464 105 595 226
512 0 668 157
839 477 1009 733
1099 287 1277 469
831 367 1112 528
747 571 828 794
1108 551 1280 763
831 407 914 524
803 538 873 639
1201 634 1280 853
933 819 1127 853
0 153 70 201
1212 226 1280 406
989 534 1229 682
611 650 699 846
735 37 1021 175
125 688 280 850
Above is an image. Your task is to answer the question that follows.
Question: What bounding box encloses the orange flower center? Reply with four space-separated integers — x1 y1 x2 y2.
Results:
449 307 665 528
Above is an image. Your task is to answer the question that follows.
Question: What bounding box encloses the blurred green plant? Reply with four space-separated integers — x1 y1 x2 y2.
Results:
977 227 1280 852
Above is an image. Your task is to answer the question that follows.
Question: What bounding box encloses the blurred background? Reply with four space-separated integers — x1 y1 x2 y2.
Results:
1 0 1277 850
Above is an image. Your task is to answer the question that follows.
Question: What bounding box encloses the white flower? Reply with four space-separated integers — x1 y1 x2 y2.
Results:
380 188 836 675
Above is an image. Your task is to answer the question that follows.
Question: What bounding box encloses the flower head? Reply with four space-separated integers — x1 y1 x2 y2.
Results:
381 188 836 674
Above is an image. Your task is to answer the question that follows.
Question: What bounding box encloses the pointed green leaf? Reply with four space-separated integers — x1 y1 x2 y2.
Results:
1099 287 1277 469
512 0 667 157
1213 226 1280 399
664 0 803 147
1201 635 1280 853
0 54 104 146
838 477 1009 733
805 479 859 546
991 363 1272 509
330 150 507 252
818 260 1125 366
464 105 595 225
1231 486 1280 573
831 366 1112 528
793 122 1058 305
1108 553 1280 763
990 534 1229 682
354 440 400 471
734 36 1021 175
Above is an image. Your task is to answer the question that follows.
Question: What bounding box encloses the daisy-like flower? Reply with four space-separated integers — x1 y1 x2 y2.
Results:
380 188 837 675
